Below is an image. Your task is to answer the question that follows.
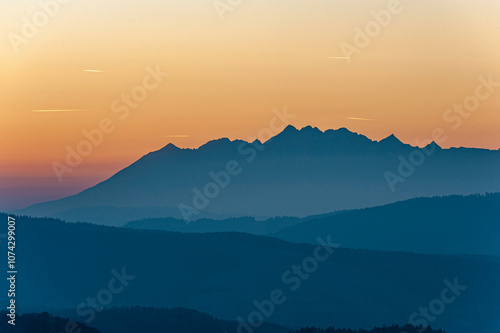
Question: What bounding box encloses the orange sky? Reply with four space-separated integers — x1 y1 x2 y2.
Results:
0 0 499 209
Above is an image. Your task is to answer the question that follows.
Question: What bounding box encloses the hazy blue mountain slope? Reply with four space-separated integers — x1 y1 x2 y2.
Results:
273 193 500 256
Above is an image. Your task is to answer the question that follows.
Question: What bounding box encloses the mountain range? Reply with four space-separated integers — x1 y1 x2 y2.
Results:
16 125 500 224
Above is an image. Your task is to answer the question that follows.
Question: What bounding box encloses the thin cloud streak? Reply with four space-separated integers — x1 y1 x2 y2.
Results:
327 56 351 60
347 117 375 121
84 69 105 73
32 109 89 113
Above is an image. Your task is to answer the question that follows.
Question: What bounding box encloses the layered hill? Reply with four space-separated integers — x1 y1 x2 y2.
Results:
2 213 499 333
125 193 500 256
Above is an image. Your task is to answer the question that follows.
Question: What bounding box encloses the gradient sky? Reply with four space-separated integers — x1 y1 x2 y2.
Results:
1 0 499 210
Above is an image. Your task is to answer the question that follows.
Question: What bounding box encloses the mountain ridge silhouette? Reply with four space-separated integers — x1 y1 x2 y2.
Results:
15 125 500 220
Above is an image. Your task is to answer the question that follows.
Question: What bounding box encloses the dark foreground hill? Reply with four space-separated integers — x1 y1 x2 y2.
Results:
0 311 100 333
1 307 445 333
59 307 289 333
1 213 499 333
125 193 500 256
59 307 444 333
16 125 500 223
292 325 445 333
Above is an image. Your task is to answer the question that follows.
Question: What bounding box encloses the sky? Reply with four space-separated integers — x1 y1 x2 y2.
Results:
0 0 499 210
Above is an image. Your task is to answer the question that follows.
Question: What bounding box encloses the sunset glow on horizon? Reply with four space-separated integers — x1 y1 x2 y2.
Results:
1 0 499 210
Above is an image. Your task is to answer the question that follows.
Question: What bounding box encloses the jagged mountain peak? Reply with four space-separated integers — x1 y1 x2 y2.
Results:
379 133 405 146
199 137 233 148
158 143 181 151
